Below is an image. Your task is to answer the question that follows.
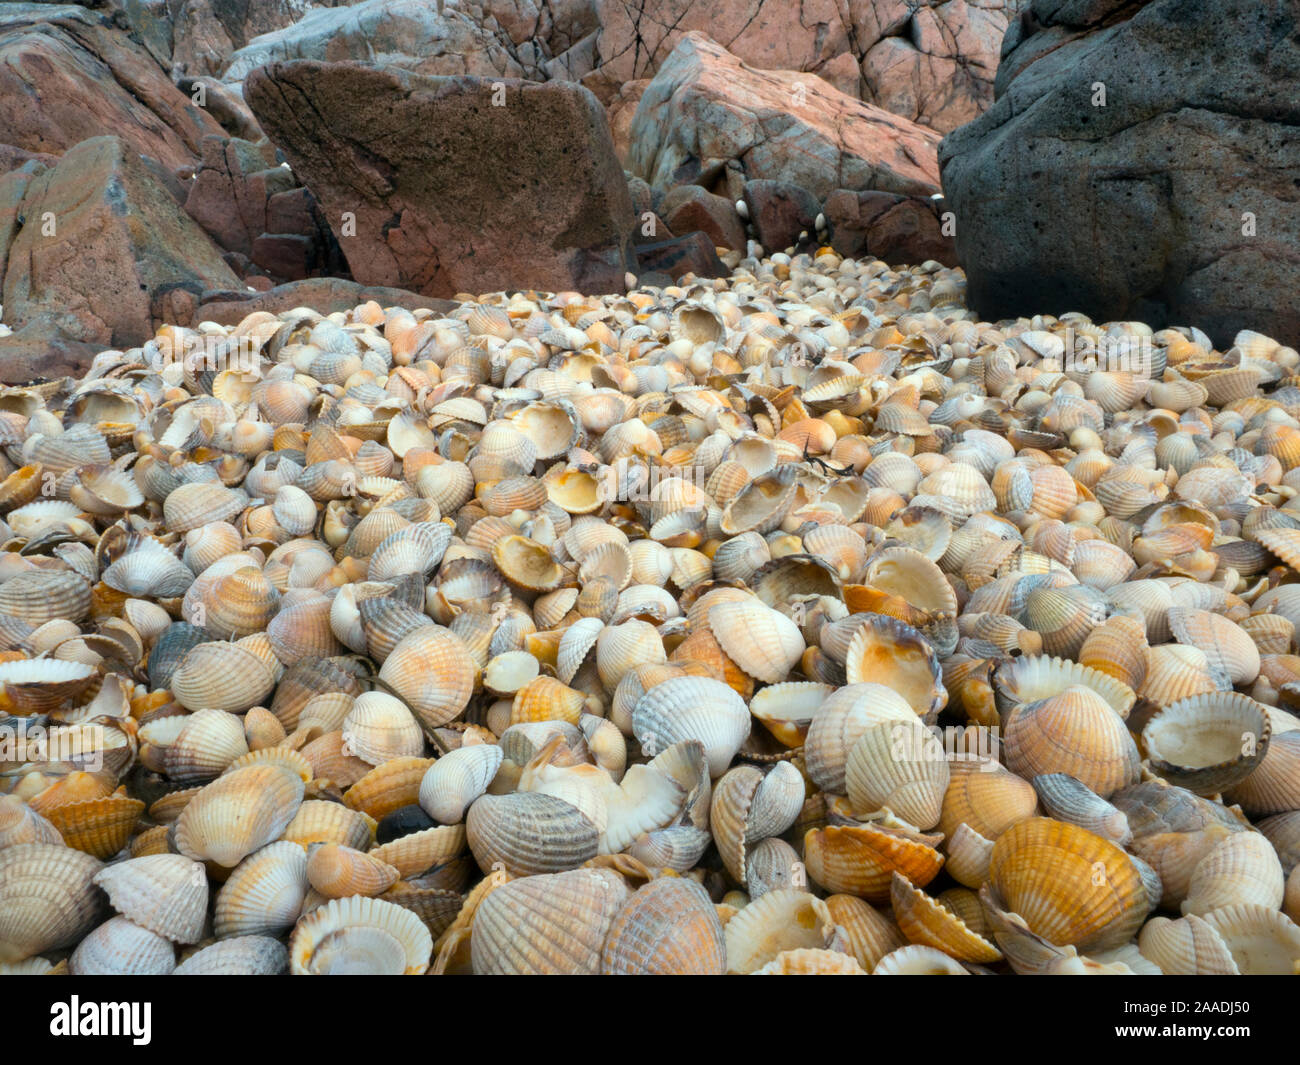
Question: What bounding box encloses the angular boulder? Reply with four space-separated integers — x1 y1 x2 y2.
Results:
245 60 638 298
0 136 240 350
184 136 290 258
660 184 745 252
823 189 956 266
0 5 224 171
940 0 1300 347
628 33 942 202
742 180 820 254
634 232 728 283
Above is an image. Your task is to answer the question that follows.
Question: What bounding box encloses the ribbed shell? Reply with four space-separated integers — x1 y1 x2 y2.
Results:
706 598 805 683
342 691 424 766
987 818 1149 952
418 744 504 824
214 841 309 938
290 895 432 975
465 792 599 877
93 854 208 944
939 759 1039 841
803 823 944 902
631 675 750 778
70 916 175 975
1143 691 1270 795
174 935 288 975
890 873 1001 964
378 626 477 730
804 682 918 794
0 842 105 962
175 765 305 868
1003 686 1140 799
842 615 946 722
723 889 836 974
170 642 277 713
845 719 949 829
1181 831 1284 916
306 843 400 898
471 868 630 975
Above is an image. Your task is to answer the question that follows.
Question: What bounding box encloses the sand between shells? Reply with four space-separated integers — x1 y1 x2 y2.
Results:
2 249 1300 975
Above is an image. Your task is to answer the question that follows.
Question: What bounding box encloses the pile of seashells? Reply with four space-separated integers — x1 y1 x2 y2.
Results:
3 247 1300 975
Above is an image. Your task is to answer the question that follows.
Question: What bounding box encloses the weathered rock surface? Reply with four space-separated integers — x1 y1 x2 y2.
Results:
856 0 1017 133
245 60 638 298
0 136 240 350
628 34 942 203
823 188 956 266
939 0 1300 347
0 4 225 170
166 0 353 77
742 180 820 254
633 231 727 283
590 0 1019 132
660 184 745 252
222 0 533 83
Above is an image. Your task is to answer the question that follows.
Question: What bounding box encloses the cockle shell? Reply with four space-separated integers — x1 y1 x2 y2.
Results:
419 744 504 824
803 822 944 901
70 916 175 975
174 765 305 868
1003 685 1140 799
987 818 1149 952
890 873 1001 964
471 868 629 975
465 791 598 877
845 719 949 830
92 854 207 944
378 626 477 730
631 675 750 777
0 842 105 962
723 889 837 974
1143 692 1270 795
214 841 310 938
290 895 432 975
174 936 288 975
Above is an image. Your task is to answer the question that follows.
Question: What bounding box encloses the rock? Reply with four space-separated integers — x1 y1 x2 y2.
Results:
0 316 101 384
628 34 942 202
588 0 1017 133
823 188 956 266
222 0 531 84
0 5 225 171
0 136 240 349
194 277 459 326
246 60 638 299
634 231 728 282
166 0 354 77
184 136 287 257
185 136 345 283
174 76 266 142
626 175 654 217
592 0 852 93
741 181 820 253
939 0 1300 348
0 144 60 172
661 185 745 252
856 0 1018 133
248 234 314 281
606 77 650 163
